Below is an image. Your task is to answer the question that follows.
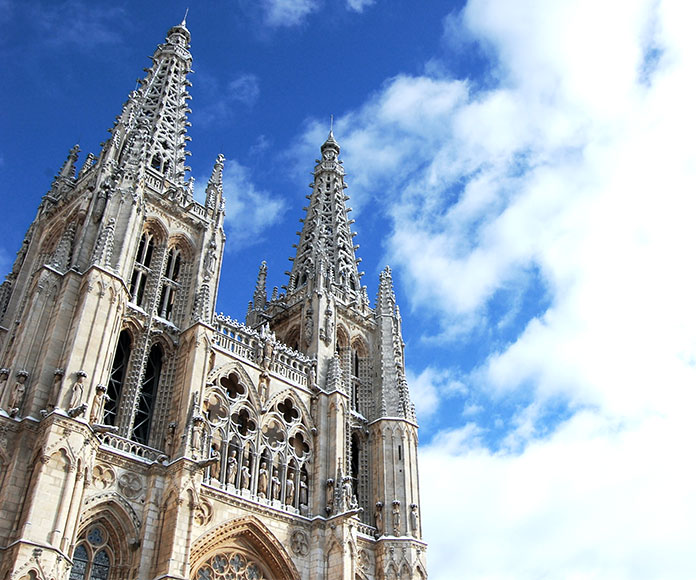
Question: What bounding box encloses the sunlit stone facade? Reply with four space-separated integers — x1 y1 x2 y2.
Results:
0 19 426 580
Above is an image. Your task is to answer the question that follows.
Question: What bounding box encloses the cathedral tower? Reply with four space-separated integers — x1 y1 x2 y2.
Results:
0 20 426 580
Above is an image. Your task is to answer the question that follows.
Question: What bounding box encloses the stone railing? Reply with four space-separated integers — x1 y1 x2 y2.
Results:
212 315 313 387
189 202 207 219
97 431 161 462
212 316 258 363
355 521 377 537
144 169 163 192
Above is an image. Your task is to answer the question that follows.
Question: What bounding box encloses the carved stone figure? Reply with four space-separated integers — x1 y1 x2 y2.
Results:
241 461 251 490
8 371 28 415
375 502 384 536
326 478 335 514
203 240 217 279
342 476 353 509
164 422 177 457
209 445 221 480
258 461 269 498
89 384 108 424
285 474 295 505
392 500 401 536
226 450 238 487
69 371 87 409
271 467 281 501
299 472 309 507
410 503 419 536
191 417 204 455
49 368 64 409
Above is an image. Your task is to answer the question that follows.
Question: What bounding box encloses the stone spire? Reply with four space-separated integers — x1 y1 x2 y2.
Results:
44 145 80 202
376 266 414 419
287 131 363 299
102 20 193 186
57 145 80 179
253 261 268 311
205 154 225 212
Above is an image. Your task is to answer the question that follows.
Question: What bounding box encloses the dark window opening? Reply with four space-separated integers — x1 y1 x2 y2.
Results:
351 433 360 505
104 331 131 426
132 344 163 445
129 233 155 307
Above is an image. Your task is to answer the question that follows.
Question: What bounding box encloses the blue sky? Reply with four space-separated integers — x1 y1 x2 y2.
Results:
2 1 696 578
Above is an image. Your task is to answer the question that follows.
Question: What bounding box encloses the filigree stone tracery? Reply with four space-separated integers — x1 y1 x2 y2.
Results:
195 551 266 580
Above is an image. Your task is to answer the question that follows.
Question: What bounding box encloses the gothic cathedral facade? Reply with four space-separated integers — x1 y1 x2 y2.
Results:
0 20 427 580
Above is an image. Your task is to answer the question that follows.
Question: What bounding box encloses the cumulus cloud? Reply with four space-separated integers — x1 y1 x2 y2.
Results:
407 366 468 419
291 0 696 577
262 0 320 27
195 159 285 250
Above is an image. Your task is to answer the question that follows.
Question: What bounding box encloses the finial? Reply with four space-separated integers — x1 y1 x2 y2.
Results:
181 8 189 27
330 114 334 133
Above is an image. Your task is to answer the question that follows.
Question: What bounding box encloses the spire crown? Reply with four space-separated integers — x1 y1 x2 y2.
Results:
288 135 364 302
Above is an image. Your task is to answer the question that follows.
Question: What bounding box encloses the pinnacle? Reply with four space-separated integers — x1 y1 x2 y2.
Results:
321 129 340 153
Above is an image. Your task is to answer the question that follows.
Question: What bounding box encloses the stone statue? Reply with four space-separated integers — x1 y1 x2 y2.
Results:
392 501 401 536
49 369 64 410
299 472 309 507
209 445 221 480
271 467 281 501
203 241 217 279
191 418 204 455
342 476 353 509
326 478 335 514
8 371 28 415
410 504 419 536
69 371 87 409
285 474 295 505
89 384 108 424
226 450 238 487
241 461 251 490
258 461 269 498
375 502 384 536
164 422 177 457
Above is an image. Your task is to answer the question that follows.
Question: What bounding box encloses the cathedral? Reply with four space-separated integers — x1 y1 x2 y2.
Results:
0 18 427 580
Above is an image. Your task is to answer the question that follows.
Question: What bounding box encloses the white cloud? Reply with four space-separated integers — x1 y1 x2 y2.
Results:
196 160 285 250
407 366 468 418
262 0 320 27
292 0 696 577
346 0 375 13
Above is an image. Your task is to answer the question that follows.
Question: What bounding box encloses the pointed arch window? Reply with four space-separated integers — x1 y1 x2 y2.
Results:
104 331 131 426
132 344 163 445
129 233 155 306
69 525 112 580
158 246 182 320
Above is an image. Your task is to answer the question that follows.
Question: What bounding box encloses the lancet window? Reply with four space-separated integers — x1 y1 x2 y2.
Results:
104 330 131 426
158 246 182 320
129 232 155 307
132 343 163 445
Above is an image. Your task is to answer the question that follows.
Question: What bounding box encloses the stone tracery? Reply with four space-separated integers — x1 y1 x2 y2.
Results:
201 371 313 511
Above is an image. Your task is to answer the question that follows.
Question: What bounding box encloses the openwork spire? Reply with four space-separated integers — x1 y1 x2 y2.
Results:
104 20 193 185
288 131 363 298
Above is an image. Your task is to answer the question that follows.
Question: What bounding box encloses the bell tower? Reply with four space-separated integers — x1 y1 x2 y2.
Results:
247 131 427 578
